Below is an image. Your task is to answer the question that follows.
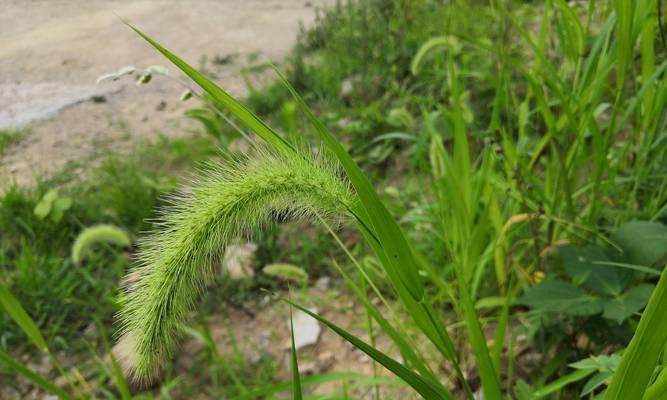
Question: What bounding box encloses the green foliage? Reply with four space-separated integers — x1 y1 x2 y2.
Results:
0 129 22 155
0 136 214 351
0 286 48 352
519 221 667 328
3 0 667 398
33 189 72 223
289 305 303 400
603 258 667 398
518 280 604 316
410 35 461 76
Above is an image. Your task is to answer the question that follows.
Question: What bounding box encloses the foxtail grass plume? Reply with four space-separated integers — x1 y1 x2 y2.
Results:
116 148 356 382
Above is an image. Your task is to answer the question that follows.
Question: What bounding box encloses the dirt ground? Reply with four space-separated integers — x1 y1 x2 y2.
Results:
0 0 331 187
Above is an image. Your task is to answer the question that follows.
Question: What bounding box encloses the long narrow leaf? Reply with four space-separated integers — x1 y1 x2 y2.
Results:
285 300 453 400
0 350 74 400
126 23 295 157
231 372 368 400
274 67 425 302
533 368 596 399
290 304 303 400
604 264 667 399
0 286 47 352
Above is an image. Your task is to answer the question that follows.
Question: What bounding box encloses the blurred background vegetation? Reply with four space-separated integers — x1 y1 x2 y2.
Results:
1 0 667 399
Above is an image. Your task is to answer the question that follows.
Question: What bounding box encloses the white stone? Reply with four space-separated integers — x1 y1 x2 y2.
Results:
289 308 321 350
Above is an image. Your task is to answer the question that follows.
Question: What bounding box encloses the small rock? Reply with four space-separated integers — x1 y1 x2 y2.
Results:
222 241 258 280
289 308 321 350
337 117 352 129
339 78 354 99
315 276 331 291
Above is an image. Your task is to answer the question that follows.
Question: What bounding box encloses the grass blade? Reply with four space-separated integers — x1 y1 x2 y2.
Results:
126 23 295 157
290 304 303 400
533 368 596 399
604 264 667 399
0 349 74 400
274 67 425 302
230 372 377 400
284 299 454 400
0 286 48 352
97 321 131 400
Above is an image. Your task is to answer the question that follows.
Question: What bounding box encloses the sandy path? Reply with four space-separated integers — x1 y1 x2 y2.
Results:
0 0 329 186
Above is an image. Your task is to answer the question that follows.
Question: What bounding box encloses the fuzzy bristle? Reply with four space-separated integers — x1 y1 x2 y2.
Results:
115 148 356 381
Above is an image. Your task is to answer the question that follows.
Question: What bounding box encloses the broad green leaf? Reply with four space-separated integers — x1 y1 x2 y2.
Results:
582 371 614 396
0 286 48 352
602 284 654 324
571 354 621 372
0 350 73 400
50 196 72 223
33 189 57 220
611 221 667 267
560 246 623 295
517 280 603 316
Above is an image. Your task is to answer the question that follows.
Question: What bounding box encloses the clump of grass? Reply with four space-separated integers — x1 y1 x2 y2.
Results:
116 148 356 381
0 129 23 155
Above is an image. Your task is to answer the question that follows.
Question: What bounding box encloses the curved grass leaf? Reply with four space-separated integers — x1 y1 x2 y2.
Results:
532 368 596 399
125 23 295 157
230 372 383 400
284 299 454 400
274 68 424 302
